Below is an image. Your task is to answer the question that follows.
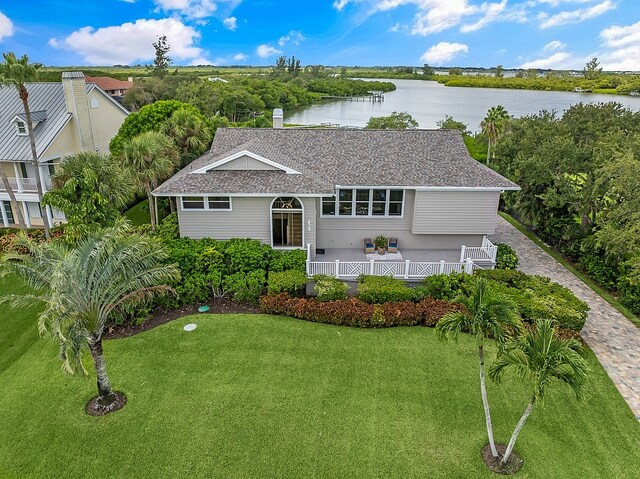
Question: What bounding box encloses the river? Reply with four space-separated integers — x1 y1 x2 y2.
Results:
286 79 640 131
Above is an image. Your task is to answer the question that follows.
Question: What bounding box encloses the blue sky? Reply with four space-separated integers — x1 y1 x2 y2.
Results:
0 1 638 70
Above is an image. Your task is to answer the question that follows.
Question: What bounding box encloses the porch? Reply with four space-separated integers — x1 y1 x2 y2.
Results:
305 237 497 280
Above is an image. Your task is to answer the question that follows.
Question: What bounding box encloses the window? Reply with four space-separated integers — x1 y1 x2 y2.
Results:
181 196 231 211
16 121 27 135
272 197 303 248
321 188 404 217
2 201 14 225
19 163 28 179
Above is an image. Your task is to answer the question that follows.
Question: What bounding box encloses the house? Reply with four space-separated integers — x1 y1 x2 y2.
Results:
154 116 519 278
85 76 134 99
0 72 129 228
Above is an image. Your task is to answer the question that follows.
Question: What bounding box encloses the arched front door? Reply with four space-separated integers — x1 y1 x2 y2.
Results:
271 197 303 248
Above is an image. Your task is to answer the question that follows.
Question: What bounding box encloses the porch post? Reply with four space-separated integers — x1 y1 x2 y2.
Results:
13 163 23 192
0 200 8 227
21 202 31 228
465 259 474 274
459 245 466 262
404 260 410 279
45 206 54 227
334 259 340 279
305 243 311 276
439 260 445 274
369 260 374 275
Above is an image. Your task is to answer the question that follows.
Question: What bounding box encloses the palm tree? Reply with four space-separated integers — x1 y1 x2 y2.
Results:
0 168 26 229
120 131 179 231
1 222 180 412
436 278 522 459
480 105 510 164
490 319 589 465
164 108 213 166
0 53 50 238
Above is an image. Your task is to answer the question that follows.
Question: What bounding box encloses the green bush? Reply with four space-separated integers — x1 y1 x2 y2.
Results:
495 243 519 270
618 276 640 315
577 243 621 290
267 270 308 295
356 275 414 304
223 269 266 304
156 213 180 241
269 249 307 272
421 272 471 300
221 238 271 274
313 275 349 302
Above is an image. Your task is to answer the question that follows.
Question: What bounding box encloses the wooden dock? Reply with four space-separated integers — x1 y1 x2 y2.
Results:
321 91 384 102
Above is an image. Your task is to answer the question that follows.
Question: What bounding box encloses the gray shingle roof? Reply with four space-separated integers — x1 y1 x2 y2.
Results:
155 128 519 195
0 83 71 162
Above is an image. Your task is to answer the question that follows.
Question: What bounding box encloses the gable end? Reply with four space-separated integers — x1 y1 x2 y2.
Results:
190 150 301 175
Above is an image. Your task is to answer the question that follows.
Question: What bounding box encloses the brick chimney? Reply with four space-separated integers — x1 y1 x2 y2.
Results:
62 71 96 152
273 108 284 129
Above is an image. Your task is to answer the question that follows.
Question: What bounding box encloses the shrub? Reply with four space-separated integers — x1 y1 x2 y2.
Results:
577 242 621 290
221 238 270 274
495 243 519 270
156 213 180 241
618 276 640 315
421 272 471 300
313 275 349 301
267 270 308 295
356 275 414 303
269 249 307 273
223 269 266 304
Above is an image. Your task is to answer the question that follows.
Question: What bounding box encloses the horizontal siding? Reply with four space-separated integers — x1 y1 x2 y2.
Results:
87 90 127 154
412 191 499 235
41 122 82 161
214 155 278 171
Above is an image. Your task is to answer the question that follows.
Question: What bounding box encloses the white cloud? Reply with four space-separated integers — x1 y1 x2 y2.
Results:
0 11 14 41
540 0 615 29
420 41 468 64
519 51 573 68
536 0 594 6
600 21 640 71
190 57 215 65
460 0 507 33
154 0 241 20
48 18 204 65
256 44 282 58
388 22 401 32
544 40 566 50
223 16 237 30
233 52 248 61
120 0 137 3
278 30 305 47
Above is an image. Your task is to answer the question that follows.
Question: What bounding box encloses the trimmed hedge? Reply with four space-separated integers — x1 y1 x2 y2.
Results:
313 275 349 302
259 293 463 328
267 270 308 295
495 243 519 270
356 275 415 304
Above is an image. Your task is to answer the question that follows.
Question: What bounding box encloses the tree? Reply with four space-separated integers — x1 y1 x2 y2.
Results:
583 57 602 80
1 222 179 413
151 35 171 79
286 56 301 76
422 64 435 76
163 108 213 165
0 52 50 238
436 278 522 459
42 152 134 240
481 105 510 163
365 111 418 129
437 115 468 133
449 67 463 76
120 131 179 231
495 65 504 78
0 168 26 230
490 319 589 465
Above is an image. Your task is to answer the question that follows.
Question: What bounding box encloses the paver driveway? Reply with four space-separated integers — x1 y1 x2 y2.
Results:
490 215 640 420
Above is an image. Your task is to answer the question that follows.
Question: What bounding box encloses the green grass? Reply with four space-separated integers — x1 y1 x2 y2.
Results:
499 212 640 327
123 199 151 226
0 285 638 478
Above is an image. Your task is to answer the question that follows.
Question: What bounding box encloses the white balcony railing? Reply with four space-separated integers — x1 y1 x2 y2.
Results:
0 177 51 192
460 236 497 263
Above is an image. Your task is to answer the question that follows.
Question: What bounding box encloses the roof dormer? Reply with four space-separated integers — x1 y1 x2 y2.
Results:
12 110 47 136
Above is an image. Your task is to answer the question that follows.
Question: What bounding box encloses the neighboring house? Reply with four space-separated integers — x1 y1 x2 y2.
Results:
154 119 520 278
0 72 128 228
85 76 134 100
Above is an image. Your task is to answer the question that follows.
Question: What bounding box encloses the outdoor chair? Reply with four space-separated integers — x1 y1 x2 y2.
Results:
387 237 398 254
363 238 375 254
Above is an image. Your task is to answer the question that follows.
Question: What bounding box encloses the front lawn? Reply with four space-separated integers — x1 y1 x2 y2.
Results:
0 282 638 477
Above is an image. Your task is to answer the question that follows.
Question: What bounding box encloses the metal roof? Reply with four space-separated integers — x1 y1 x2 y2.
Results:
0 83 71 163
15 110 48 123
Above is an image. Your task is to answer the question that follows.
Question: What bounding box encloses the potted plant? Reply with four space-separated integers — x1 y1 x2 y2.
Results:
374 235 387 255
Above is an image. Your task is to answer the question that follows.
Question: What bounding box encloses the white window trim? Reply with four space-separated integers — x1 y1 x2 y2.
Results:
190 150 301 175
270 196 305 249
15 120 28 136
320 188 404 218
180 196 232 211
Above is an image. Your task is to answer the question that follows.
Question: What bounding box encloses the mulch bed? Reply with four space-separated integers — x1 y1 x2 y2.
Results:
85 391 127 416
481 444 524 475
104 299 261 340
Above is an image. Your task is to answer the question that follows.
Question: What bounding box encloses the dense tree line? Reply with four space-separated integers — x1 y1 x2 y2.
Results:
493 102 640 313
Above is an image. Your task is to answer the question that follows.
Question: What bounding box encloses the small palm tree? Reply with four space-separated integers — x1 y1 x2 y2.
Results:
0 52 50 238
0 168 26 229
490 319 589 465
436 278 522 459
480 105 510 163
1 222 180 412
120 131 179 231
164 108 213 166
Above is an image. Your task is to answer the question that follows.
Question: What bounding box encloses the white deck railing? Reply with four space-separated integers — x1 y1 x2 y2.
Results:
460 236 497 263
0 177 47 192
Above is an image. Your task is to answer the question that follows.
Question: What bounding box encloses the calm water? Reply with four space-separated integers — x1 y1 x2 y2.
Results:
287 79 640 131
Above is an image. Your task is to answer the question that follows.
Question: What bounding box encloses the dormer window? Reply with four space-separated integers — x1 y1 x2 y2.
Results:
16 120 27 136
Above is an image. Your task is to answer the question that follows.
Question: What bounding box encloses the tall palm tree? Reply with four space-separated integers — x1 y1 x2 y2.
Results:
0 168 26 229
490 319 589 465
0 53 50 238
436 278 522 459
120 131 179 231
1 222 180 412
480 105 510 164
164 108 213 166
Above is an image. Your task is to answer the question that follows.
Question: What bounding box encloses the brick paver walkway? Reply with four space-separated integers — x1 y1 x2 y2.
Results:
490 215 640 420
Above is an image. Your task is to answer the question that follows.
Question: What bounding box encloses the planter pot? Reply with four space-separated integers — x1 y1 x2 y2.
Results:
378 248 386 255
